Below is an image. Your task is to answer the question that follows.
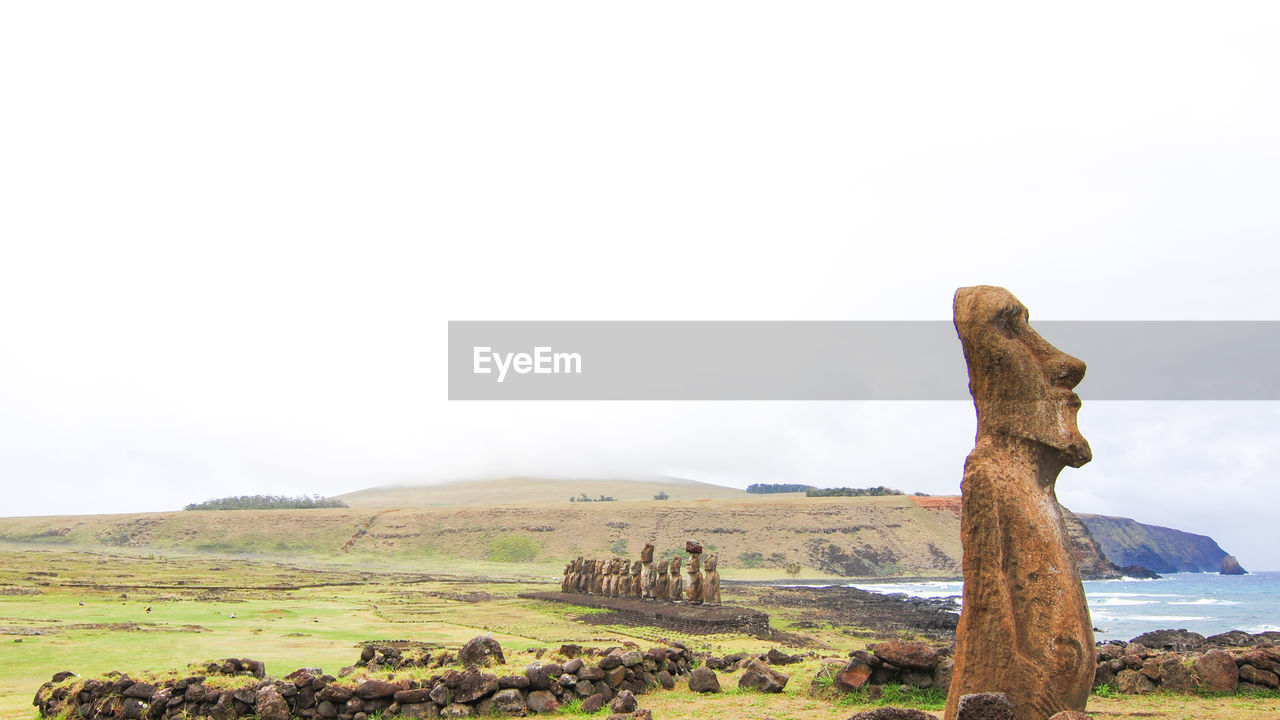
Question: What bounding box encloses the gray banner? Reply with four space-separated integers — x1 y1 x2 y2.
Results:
447 321 1280 400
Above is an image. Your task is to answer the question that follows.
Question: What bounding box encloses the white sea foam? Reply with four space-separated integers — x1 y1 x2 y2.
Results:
1096 598 1158 606
1111 615 1211 622
1244 624 1280 633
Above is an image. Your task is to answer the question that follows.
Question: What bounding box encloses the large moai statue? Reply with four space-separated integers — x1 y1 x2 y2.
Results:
614 558 627 597
668 556 684 602
686 553 704 605
593 559 606 596
704 553 721 605
654 558 670 601
629 560 643 598
604 556 619 594
945 286 1095 720
562 560 573 592
641 543 656 600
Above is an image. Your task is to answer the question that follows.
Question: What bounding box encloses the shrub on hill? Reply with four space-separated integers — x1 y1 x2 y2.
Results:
183 495 348 511
746 483 816 494
805 486 904 498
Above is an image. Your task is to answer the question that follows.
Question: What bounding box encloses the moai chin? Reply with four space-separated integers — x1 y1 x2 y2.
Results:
703 553 721 605
668 556 684 602
945 286 1095 720
686 553 704 605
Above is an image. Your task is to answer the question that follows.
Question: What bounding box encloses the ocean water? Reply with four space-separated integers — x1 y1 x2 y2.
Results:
845 571 1280 642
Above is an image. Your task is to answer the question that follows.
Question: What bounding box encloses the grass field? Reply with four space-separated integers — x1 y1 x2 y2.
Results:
4 548 1279 720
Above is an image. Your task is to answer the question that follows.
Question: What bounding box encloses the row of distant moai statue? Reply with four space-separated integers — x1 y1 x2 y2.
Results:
560 541 721 605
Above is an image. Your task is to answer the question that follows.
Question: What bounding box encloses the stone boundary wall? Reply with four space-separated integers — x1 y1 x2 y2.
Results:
1092 640 1280 694
32 637 808 720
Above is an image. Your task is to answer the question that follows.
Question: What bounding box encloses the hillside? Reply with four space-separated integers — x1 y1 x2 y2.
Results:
336 476 751 508
0 492 1132 581
1079 513 1233 573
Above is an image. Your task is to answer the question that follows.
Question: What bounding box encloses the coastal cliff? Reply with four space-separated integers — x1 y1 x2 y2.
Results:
1079 513 1236 574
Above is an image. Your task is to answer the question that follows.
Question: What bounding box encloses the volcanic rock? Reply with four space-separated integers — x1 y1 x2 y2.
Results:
688 667 720 693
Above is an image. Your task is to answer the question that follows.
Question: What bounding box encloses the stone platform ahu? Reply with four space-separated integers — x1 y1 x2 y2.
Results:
545 539 767 635
946 286 1096 720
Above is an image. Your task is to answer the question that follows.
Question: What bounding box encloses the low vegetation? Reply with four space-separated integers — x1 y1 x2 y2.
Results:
747 483 817 494
183 495 348 511
805 486 904 498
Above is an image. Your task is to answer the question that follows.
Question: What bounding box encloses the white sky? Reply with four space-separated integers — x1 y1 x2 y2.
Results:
2 3 1279 569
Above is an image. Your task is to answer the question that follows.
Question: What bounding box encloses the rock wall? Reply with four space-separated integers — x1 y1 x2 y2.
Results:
1093 638 1280 694
32 638 807 720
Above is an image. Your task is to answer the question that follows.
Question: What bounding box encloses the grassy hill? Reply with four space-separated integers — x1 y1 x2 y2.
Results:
0 477 1154 582
336 475 751 508
0 492 963 580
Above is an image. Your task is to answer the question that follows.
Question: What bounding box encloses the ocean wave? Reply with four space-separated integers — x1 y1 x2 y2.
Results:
1087 591 1183 598
1095 598 1158 606
1244 624 1280 633
1106 615 1212 622
1168 598 1241 606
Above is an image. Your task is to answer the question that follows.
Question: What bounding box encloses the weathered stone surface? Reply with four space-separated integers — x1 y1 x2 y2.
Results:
738 659 788 693
835 660 873 691
871 641 943 672
1160 655 1195 693
1240 664 1280 688
608 690 637 714
255 685 291 720
1194 650 1240 693
441 702 476 718
688 667 721 693
317 685 354 703
399 702 441 718
656 670 674 690
122 683 158 699
526 690 559 713
1047 713 1091 720
459 636 505 668
453 670 499 703
394 688 433 704
846 708 935 720
580 693 606 713
956 692 1016 720
355 680 404 699
1115 669 1156 695
946 286 1095 720
491 688 527 715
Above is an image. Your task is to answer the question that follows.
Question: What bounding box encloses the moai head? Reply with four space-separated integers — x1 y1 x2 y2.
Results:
687 554 700 573
954 286 1091 468
631 560 642 575
669 556 682 574
641 543 655 563
706 554 717 572
657 560 669 576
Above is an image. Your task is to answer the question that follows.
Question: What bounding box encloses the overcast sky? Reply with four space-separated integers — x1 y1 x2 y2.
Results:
2 3 1279 570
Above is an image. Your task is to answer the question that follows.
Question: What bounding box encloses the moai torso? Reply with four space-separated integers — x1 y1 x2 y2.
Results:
704 554 721 605
655 562 670 601
686 554 704 604
641 543 656 600
629 561 643 598
668 557 684 601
